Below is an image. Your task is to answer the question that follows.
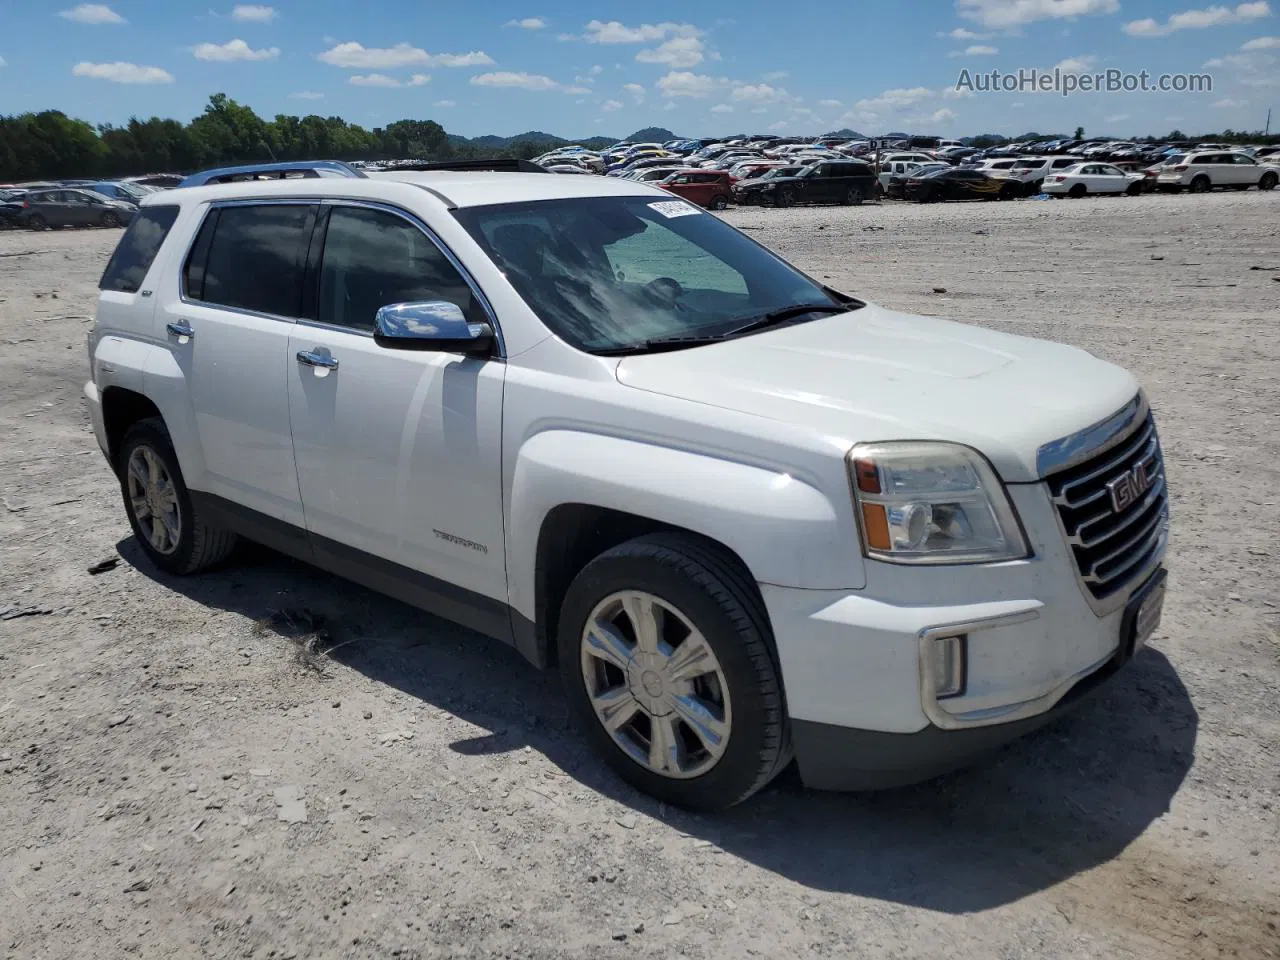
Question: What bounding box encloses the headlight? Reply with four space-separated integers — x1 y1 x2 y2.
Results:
848 442 1028 565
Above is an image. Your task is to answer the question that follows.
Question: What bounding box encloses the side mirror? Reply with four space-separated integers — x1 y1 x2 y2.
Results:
373 301 494 356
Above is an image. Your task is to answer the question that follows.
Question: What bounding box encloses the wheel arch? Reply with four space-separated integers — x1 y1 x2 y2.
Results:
100 386 163 474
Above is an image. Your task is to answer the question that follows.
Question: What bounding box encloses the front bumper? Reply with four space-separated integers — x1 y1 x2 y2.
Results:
765 480 1167 791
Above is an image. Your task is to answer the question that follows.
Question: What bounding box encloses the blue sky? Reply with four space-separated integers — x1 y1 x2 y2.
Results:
0 1 1276 138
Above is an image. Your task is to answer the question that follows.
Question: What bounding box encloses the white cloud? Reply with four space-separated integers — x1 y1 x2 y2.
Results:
434 99 456 107
349 73 430 87
192 39 279 61
601 99 623 111
636 35 704 67
656 70 724 97
58 4 125 24
943 85 975 98
854 86 932 112
1212 97 1245 105
664 101 677 110
1241 34 1280 47
711 103 733 113
589 64 603 74
1011 99 1025 106
957 0 1118 28
763 70 789 80
1124 2 1270 36
967 44 999 54
505 17 547 29
0 56 7 67
72 61 173 83
1203 49 1279 84
623 82 646 101
1054 55 1098 72
730 82 791 104
1105 112 1131 122
939 26 989 37
819 98 842 106
317 42 493 69
583 20 700 43
768 120 788 132
932 107 958 122
470 71 586 93
289 91 324 100
231 4 277 22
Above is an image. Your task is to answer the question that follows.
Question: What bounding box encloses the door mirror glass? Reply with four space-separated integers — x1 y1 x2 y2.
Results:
374 301 494 354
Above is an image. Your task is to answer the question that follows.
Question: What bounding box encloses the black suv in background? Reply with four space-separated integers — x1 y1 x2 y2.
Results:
752 160 876 206
16 188 137 230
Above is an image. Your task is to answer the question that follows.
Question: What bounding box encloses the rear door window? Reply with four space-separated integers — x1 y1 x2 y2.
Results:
190 203 315 318
99 205 180 293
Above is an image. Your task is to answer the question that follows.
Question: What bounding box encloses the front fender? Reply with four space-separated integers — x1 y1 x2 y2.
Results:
507 430 865 620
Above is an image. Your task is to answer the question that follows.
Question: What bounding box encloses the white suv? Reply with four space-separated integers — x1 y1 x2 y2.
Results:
85 160 1171 810
1155 151 1278 192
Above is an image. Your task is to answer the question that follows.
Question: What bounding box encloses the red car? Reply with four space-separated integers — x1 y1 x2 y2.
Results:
658 169 733 210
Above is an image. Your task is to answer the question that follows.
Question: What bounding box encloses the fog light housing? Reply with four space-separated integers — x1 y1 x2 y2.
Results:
927 635 966 699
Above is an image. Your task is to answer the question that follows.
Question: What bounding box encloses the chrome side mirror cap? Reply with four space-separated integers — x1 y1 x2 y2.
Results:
373 301 494 355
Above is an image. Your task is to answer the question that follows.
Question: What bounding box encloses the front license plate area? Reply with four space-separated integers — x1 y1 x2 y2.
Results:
1121 568 1167 659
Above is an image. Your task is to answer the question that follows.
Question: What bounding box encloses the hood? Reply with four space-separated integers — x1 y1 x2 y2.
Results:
614 303 1139 482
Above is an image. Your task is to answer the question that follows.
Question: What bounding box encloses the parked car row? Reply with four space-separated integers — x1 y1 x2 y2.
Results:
528 134 1278 209
0 176 175 229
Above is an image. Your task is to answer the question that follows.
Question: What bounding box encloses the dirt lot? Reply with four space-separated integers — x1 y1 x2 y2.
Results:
2 191 1278 960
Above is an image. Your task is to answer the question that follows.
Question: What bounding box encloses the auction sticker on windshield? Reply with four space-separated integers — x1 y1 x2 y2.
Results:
648 200 702 219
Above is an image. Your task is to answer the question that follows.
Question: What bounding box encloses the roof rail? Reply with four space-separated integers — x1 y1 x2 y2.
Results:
372 158 549 174
179 160 367 188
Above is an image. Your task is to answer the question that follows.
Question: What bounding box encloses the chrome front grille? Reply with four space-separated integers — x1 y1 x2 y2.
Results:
1046 412 1169 602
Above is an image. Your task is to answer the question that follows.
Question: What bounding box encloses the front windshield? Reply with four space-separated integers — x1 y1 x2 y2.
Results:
454 195 846 354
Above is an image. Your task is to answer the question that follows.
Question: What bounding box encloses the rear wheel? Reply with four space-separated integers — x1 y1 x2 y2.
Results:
1189 175 1212 193
100 210 122 227
119 418 238 575
998 183 1017 201
775 189 793 208
709 194 729 211
26 214 48 231
1068 183 1087 199
841 187 864 206
1258 171 1277 191
558 533 790 811
1125 182 1142 196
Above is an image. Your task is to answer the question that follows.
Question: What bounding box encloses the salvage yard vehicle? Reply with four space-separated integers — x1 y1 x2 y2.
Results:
905 167 1020 202
731 165 805 204
85 160 1170 811
1155 151 1278 193
18 187 136 229
754 160 876 206
1042 163 1145 198
658 169 734 209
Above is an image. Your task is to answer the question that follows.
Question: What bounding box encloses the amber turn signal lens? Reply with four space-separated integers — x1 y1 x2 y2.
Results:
853 457 881 494
861 503 891 550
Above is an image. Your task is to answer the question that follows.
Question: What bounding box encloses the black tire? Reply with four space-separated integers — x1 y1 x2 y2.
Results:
26 214 48 231
775 189 793 208
840 187 864 206
1190 175 1211 193
1258 172 1277 191
118 417 238 575
557 532 790 812
998 184 1017 201
709 194 729 211
1068 183 1087 199
100 211 122 227
1125 182 1142 196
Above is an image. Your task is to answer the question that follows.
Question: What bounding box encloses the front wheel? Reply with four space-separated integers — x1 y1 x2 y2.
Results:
709 194 729 211
1068 183 1087 199
1258 172 1277 191
841 187 864 206
26 214 48 231
558 533 790 811
100 210 122 227
774 189 793 208
1189 175 1211 193
119 418 238 575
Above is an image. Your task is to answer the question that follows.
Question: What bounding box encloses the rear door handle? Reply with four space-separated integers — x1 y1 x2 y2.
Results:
296 350 339 370
165 321 194 342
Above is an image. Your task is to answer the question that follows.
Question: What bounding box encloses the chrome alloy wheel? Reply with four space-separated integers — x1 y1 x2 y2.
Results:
579 590 731 779
126 445 182 555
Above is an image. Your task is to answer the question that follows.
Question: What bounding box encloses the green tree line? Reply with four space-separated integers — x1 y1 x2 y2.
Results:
0 93 567 183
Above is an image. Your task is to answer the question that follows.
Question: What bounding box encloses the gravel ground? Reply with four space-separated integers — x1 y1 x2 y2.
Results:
1 191 1278 960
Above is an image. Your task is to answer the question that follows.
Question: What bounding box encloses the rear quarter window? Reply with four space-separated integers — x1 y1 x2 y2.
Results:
99 205 180 294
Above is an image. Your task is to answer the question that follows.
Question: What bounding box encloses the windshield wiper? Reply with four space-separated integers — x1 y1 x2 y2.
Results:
592 302 849 356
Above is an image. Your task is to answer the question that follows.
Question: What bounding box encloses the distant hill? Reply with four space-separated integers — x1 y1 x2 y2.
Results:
822 128 866 139
626 127 679 143
447 130 619 152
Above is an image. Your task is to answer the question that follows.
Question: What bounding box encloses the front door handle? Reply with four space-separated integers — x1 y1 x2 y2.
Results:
296 350 339 370
165 321 194 343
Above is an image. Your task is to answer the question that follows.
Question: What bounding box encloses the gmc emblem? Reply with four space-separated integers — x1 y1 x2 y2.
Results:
1107 460 1155 512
